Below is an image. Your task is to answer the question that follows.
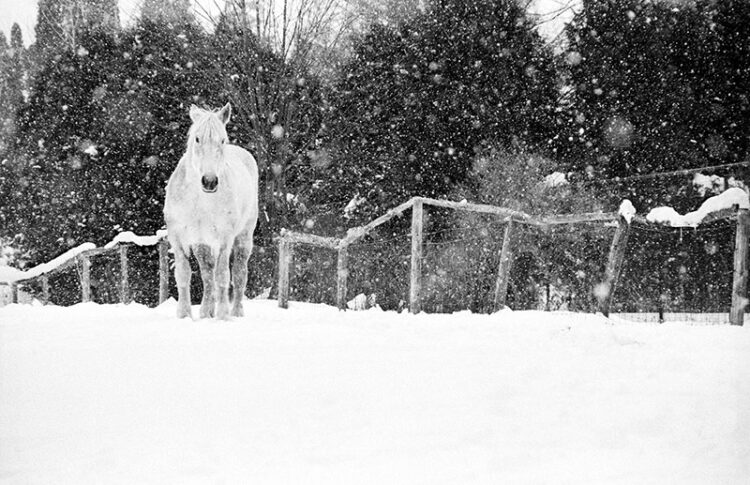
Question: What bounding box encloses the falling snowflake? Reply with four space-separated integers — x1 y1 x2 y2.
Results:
271 125 285 139
566 51 582 66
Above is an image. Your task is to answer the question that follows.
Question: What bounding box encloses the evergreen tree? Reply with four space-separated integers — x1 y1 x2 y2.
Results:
555 0 750 314
9 28 125 262
710 0 750 168
8 23 26 108
10 22 24 50
6 16 215 264
323 0 559 223
0 23 26 153
0 24 28 236
558 0 750 210
0 32 12 152
297 0 562 310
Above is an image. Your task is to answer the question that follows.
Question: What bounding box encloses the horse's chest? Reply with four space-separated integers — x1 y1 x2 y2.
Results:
164 157 255 249
169 196 245 246
193 199 242 231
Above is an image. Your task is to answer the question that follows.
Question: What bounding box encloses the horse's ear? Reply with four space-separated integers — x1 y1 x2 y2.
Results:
189 104 203 123
218 103 232 125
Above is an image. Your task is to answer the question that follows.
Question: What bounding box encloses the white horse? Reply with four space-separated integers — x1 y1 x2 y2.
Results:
164 103 259 319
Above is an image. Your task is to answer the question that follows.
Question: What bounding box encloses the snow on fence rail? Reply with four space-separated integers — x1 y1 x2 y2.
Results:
0 230 171 306
277 192 750 325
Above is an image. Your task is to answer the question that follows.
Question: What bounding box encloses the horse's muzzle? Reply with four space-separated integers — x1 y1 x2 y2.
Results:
201 174 218 193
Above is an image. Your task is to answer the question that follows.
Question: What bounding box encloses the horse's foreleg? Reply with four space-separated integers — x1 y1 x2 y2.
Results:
195 244 216 318
215 246 232 320
230 243 252 317
173 246 192 319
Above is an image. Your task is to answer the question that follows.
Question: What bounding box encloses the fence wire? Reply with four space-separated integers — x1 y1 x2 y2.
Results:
505 221 614 312
613 220 735 324
9 207 742 325
346 219 412 311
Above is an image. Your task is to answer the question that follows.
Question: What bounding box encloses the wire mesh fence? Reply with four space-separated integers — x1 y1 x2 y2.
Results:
278 204 741 325
612 220 735 324
420 209 507 313
340 208 615 315
340 214 412 311
507 222 614 312
287 243 338 306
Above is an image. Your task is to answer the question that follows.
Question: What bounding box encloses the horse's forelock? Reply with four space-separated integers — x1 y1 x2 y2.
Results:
189 111 226 145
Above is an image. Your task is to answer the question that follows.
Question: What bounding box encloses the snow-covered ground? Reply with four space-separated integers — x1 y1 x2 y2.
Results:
1 300 749 484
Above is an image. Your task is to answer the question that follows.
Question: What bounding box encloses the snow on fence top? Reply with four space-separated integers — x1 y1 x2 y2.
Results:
0 243 96 283
645 187 749 227
0 230 168 284
618 199 636 224
284 191 748 253
103 230 168 249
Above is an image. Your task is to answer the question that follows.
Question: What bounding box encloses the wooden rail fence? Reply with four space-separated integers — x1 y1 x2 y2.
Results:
2 199 747 326
1 235 172 307
277 197 749 325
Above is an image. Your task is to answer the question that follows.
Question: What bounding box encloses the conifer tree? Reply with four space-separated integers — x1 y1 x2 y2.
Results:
558 0 750 209
7 15 215 263
0 32 12 152
556 0 750 313
0 23 26 152
323 0 559 222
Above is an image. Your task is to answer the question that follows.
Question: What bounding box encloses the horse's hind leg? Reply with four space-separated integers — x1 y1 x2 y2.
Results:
230 242 252 317
173 245 193 319
194 244 216 319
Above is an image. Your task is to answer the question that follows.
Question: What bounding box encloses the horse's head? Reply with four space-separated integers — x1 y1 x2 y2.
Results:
187 103 232 193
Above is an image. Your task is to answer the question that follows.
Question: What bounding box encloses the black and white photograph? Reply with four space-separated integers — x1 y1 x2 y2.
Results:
1 0 748 482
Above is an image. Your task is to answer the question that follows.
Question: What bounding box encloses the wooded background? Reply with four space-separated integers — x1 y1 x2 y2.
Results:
1 0 748 312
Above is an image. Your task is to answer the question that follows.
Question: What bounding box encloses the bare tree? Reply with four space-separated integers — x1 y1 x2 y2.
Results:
35 0 120 52
193 0 364 231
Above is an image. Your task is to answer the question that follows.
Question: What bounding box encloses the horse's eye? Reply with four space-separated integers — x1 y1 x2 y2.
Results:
221 139 226 144
195 137 200 144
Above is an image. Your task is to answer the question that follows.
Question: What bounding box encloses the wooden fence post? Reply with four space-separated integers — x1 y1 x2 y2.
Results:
78 254 92 303
598 216 631 317
730 208 750 325
40 275 50 305
10 282 18 304
336 245 349 310
493 220 515 312
158 238 169 304
278 239 293 309
410 199 424 314
119 244 131 304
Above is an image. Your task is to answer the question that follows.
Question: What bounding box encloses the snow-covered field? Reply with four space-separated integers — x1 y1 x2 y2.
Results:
1 300 749 484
